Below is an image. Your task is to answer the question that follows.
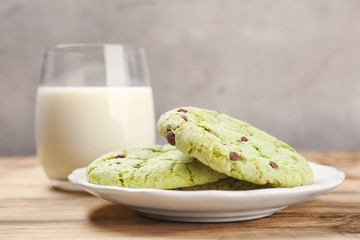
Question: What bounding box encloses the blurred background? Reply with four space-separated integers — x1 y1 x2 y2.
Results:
0 0 359 156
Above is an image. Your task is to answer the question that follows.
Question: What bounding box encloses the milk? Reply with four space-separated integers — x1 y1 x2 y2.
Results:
36 86 155 181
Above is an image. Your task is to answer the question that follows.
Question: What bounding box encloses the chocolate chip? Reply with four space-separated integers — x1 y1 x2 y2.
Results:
181 115 188 121
177 108 188 113
134 165 142 169
241 136 248 142
115 162 121 164
115 154 125 158
166 127 172 132
265 182 272 187
166 130 176 146
269 161 278 169
230 152 241 160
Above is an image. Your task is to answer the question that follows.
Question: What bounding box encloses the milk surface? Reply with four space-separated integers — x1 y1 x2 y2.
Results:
36 86 155 180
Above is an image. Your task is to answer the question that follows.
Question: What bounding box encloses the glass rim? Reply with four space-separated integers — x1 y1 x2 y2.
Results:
44 43 146 55
39 43 151 87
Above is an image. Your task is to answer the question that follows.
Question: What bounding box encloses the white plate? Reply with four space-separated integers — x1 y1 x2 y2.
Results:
68 162 344 222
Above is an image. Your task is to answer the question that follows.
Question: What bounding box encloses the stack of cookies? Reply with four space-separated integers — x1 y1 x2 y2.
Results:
87 107 314 190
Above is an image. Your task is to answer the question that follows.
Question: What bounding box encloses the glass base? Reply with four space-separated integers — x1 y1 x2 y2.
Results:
52 180 83 191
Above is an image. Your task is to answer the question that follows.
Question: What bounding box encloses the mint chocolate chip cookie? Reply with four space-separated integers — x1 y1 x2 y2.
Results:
157 107 314 188
178 178 270 191
87 145 226 189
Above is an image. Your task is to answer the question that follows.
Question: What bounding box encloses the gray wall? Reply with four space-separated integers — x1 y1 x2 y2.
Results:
1 0 359 155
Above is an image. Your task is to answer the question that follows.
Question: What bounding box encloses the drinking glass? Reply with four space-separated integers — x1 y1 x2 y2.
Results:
36 44 155 190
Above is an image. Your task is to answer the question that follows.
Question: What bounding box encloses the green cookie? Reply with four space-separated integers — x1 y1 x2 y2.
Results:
157 107 314 188
178 178 270 191
86 145 226 189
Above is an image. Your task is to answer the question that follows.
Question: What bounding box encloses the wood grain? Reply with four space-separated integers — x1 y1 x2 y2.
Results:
0 152 359 240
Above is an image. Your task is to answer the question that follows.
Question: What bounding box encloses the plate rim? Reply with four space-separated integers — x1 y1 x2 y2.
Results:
68 161 345 222
68 161 345 197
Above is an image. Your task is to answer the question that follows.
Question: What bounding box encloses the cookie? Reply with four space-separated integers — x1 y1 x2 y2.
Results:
178 178 270 191
157 107 314 188
86 144 226 189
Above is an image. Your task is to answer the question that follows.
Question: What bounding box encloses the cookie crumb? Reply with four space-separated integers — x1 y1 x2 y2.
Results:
241 136 248 142
115 154 125 158
269 161 278 169
166 130 176 146
181 115 188 121
230 152 241 160
177 108 188 113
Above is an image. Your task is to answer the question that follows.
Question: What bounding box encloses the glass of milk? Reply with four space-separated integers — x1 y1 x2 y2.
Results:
36 44 155 190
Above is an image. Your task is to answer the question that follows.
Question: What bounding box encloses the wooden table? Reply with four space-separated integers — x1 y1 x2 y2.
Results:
0 151 359 240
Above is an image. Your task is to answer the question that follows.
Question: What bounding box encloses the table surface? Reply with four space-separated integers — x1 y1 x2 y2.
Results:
0 151 359 240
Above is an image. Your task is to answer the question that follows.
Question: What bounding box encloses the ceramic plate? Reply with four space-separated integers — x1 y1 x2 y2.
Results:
68 162 344 222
